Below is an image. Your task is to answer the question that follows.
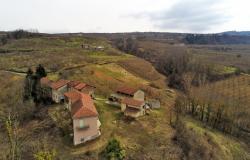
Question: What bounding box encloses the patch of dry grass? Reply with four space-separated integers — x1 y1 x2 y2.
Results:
118 58 165 82
176 117 250 160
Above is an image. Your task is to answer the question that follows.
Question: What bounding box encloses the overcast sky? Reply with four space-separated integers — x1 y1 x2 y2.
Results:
0 0 249 33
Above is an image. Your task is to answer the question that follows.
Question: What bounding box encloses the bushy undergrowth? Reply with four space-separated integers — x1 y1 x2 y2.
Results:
102 138 125 160
175 120 222 160
175 118 250 160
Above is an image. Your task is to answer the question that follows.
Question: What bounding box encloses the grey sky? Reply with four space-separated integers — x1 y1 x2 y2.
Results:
134 0 230 32
0 0 249 33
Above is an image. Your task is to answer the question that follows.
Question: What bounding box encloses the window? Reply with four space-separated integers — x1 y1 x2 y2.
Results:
78 119 89 130
79 119 84 128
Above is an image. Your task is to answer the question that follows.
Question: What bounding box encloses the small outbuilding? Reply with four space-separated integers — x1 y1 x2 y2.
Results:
147 99 161 109
121 97 146 118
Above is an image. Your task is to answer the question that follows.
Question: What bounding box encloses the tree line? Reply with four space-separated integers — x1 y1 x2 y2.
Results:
112 37 241 93
172 94 250 142
112 37 190 92
184 34 250 45
1 29 41 45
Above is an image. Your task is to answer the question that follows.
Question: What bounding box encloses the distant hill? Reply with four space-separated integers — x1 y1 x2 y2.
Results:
221 31 250 36
83 32 250 45
2 30 250 45
184 34 250 44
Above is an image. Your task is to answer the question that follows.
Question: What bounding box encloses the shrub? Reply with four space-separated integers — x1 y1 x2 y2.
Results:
103 138 125 160
234 68 241 75
175 120 222 160
33 150 56 160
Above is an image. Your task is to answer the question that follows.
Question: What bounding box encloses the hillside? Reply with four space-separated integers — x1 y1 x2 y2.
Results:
110 36 250 73
108 33 250 159
0 34 249 160
175 117 250 160
188 74 250 141
0 36 182 160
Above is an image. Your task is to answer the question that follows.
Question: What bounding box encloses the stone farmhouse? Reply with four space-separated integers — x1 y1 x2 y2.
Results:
40 77 100 145
67 80 95 98
81 44 105 51
50 79 70 103
41 78 95 103
109 86 145 104
121 97 146 118
108 86 148 118
64 90 101 145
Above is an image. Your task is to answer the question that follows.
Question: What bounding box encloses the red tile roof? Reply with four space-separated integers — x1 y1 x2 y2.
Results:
74 83 87 90
116 86 138 95
121 97 144 108
50 79 70 90
64 91 82 103
65 90 98 118
68 80 95 91
68 80 81 88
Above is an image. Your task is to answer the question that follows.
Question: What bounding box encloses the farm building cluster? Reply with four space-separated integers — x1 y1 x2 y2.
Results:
40 77 160 145
108 86 160 118
40 77 100 145
81 44 105 51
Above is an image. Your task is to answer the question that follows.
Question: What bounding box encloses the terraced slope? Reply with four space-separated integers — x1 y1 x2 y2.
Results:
0 35 249 160
0 36 181 160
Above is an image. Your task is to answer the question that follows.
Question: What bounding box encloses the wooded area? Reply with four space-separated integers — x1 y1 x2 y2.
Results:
174 75 250 142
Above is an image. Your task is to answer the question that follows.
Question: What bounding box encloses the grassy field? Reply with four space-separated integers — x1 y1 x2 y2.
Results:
136 40 250 74
189 45 250 73
178 117 250 160
0 36 182 159
0 68 180 160
0 36 130 72
0 36 250 160
62 94 183 159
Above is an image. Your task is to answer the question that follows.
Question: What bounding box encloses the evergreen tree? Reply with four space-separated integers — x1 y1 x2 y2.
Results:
23 65 47 104
34 64 47 104
31 75 39 103
23 68 33 101
36 64 47 78
103 138 125 160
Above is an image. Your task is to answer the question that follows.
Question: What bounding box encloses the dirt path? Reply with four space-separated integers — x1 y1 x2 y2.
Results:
0 61 115 77
1 70 26 76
